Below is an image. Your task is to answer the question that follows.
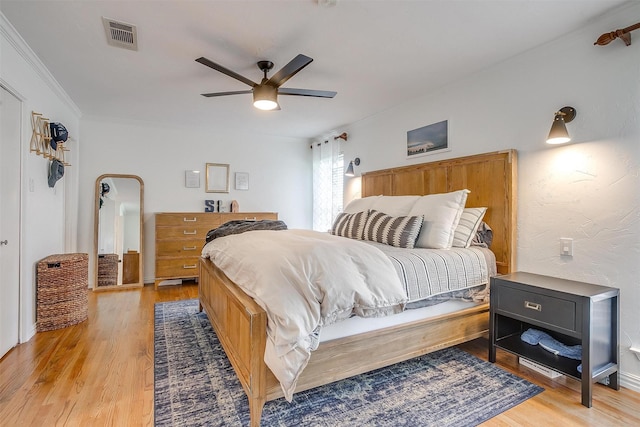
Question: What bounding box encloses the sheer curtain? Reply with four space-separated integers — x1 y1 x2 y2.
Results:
312 139 343 231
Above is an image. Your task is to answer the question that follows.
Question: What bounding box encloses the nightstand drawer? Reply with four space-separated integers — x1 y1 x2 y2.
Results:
496 285 577 332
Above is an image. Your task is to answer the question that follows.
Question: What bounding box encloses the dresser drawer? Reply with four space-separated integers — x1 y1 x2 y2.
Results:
220 212 278 223
156 257 200 277
155 226 213 240
156 213 221 227
156 239 205 256
495 285 577 332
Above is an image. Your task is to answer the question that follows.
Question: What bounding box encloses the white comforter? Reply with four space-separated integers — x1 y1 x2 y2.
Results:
201 229 407 400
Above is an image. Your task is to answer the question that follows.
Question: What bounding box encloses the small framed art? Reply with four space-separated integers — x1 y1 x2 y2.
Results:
205 163 230 193
185 170 200 188
235 172 249 190
407 120 449 158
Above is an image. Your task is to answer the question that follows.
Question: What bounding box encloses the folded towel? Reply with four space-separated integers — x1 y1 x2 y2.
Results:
521 328 547 345
521 328 582 360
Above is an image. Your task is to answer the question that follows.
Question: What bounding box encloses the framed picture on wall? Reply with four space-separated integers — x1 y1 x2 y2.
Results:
407 120 449 158
235 172 249 190
184 170 200 188
205 163 230 193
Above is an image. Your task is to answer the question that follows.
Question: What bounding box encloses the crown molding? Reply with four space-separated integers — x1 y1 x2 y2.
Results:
1 12 82 117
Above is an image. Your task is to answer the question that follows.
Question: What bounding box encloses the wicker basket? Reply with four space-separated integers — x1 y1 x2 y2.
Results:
36 253 88 332
97 253 119 287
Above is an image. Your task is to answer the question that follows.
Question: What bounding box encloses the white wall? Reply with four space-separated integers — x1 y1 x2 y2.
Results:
337 4 640 390
1 14 82 342
77 117 312 284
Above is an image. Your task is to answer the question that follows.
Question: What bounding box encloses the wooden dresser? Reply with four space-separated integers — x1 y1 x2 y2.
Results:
154 212 278 289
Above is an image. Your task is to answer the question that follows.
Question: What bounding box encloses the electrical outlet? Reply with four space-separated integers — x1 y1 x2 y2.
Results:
560 237 573 256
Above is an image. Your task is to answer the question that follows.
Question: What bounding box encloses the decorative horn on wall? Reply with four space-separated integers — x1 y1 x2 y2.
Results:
594 22 640 47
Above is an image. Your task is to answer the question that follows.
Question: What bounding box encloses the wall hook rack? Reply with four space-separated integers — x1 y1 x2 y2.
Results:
30 111 71 166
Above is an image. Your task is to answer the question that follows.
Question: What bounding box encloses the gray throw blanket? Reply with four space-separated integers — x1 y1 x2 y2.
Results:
205 219 288 244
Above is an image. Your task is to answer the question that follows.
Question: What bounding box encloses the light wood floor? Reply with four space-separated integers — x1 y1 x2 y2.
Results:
1 283 638 426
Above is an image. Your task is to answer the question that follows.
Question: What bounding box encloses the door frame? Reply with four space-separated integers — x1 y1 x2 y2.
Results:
0 80 24 352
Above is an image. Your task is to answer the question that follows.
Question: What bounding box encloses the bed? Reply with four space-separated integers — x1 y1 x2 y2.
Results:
198 149 517 426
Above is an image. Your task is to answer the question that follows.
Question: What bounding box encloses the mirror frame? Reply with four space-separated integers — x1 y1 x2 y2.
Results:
93 174 144 291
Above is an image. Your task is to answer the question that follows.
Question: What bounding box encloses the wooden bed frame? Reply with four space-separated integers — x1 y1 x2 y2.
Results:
198 149 517 426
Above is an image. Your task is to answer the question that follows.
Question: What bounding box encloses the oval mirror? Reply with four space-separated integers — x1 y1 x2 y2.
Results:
93 174 144 290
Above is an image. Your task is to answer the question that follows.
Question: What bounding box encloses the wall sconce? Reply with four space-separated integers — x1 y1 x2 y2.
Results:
547 106 576 145
345 157 360 177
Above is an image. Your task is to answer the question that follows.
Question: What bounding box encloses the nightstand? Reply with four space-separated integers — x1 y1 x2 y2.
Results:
489 272 619 407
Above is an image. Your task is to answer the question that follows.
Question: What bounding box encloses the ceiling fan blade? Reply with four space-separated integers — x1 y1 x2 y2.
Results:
201 90 253 98
195 57 257 88
278 88 337 98
266 54 313 88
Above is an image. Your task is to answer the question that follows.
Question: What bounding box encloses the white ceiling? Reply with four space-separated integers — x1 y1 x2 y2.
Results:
1 0 629 139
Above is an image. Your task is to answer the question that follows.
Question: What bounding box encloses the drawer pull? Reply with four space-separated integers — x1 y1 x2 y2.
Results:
183 217 197 222
183 264 197 269
245 217 257 221
524 301 542 311
183 230 197 235
183 246 197 251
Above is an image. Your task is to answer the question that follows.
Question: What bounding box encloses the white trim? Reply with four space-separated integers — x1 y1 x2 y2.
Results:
0 12 82 117
620 371 640 393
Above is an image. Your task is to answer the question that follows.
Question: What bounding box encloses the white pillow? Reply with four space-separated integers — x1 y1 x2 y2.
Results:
343 196 381 214
408 189 470 249
452 207 487 248
369 195 420 217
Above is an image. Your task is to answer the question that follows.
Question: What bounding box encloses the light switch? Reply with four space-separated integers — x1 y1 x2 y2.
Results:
560 237 573 256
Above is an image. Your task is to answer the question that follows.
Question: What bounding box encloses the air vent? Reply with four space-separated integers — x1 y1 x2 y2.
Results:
102 17 138 51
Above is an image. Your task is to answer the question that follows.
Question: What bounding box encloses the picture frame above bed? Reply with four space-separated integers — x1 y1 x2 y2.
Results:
205 163 230 193
407 120 449 158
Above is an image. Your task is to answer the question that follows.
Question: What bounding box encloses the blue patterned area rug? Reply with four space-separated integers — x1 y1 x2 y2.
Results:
154 299 543 426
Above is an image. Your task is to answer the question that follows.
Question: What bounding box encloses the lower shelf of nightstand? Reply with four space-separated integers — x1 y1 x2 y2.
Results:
495 333 581 379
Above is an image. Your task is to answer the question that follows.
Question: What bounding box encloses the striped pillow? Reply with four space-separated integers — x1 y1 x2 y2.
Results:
331 210 369 239
452 207 487 248
363 210 423 248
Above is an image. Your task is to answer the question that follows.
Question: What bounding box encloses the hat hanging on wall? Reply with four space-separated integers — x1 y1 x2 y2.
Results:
48 159 65 188
49 122 68 150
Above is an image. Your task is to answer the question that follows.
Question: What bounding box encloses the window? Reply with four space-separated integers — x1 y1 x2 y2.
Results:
312 139 344 231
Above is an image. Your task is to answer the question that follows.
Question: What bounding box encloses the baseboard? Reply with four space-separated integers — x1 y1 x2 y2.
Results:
620 371 640 393
20 322 36 344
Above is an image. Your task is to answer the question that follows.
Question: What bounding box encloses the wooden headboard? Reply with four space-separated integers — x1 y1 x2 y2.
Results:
361 150 517 275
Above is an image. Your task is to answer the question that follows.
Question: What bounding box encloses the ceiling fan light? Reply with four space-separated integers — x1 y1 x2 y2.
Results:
253 99 278 110
253 85 278 110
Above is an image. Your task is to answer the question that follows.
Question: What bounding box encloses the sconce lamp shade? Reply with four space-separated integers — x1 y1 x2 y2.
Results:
547 106 576 144
345 161 355 177
253 85 279 110
345 157 360 177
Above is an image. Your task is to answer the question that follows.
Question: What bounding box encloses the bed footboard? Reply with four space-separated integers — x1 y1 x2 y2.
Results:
199 257 490 426
199 258 268 427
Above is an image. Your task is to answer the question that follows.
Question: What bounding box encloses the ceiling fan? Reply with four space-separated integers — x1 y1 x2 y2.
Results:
196 54 337 111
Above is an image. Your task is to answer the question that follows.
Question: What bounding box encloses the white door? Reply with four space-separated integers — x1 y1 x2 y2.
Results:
0 85 21 359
